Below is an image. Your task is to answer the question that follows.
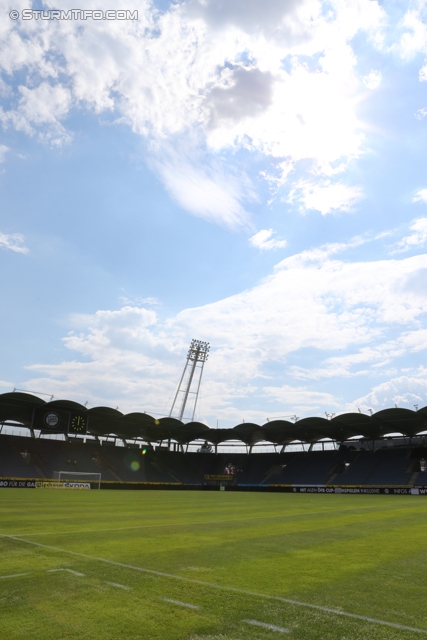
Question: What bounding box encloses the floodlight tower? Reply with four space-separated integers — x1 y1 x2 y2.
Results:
169 339 210 422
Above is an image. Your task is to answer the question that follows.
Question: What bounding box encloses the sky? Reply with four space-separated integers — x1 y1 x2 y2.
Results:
0 0 427 428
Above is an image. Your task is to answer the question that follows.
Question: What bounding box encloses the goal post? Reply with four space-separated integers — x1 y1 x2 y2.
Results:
53 471 101 489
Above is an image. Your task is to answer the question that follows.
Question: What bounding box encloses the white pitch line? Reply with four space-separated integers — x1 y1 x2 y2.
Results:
2 501 423 537
243 619 291 633
105 581 131 590
161 597 199 609
0 572 30 579
2 533 427 635
46 568 85 576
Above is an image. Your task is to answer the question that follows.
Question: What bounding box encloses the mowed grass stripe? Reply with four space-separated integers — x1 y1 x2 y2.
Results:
15 501 424 595
2 533 427 635
1 490 424 536
3 518 426 598
4 499 424 537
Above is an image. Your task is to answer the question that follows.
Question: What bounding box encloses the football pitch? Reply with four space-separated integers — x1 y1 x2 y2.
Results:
1 490 427 639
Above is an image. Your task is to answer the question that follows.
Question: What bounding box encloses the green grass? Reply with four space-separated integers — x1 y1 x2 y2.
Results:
1 490 427 639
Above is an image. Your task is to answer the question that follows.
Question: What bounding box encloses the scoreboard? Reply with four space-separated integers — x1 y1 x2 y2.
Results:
32 407 88 434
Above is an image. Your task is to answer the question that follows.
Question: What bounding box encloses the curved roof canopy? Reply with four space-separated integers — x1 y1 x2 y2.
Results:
0 392 426 446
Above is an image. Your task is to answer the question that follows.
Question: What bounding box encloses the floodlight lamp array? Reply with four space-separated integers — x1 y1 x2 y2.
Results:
187 339 210 362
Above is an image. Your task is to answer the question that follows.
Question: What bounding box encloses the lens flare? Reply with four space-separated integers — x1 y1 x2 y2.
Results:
130 460 140 472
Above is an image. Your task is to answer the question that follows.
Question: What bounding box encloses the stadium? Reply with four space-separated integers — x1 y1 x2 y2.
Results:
2 376 427 639
3 0 427 637
1 390 427 494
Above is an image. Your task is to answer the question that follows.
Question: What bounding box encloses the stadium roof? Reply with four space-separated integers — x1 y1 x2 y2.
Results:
1 392 426 446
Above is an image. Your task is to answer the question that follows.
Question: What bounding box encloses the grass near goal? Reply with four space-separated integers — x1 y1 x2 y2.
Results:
52 471 101 489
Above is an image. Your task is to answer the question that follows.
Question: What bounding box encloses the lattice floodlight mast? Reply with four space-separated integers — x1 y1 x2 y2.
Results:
169 339 210 422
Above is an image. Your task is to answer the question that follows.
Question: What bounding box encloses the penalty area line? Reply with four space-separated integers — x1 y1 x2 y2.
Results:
243 619 290 633
46 568 85 576
1 533 427 635
161 597 199 609
105 581 131 590
0 572 31 579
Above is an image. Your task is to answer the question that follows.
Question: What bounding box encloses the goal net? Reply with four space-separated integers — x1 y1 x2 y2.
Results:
53 471 101 489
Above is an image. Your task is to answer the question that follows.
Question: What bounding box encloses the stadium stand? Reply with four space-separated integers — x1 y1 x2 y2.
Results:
0 435 44 479
331 449 412 486
1 432 426 488
0 435 118 481
1 392 426 489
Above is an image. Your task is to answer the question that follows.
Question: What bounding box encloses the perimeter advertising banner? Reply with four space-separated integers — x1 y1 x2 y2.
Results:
279 485 427 495
35 481 91 489
0 479 36 488
63 482 91 489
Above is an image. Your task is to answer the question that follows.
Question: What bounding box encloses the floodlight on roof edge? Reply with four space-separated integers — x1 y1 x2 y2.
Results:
169 339 210 422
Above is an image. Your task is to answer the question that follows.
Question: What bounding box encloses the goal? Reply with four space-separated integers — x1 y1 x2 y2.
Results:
53 471 101 489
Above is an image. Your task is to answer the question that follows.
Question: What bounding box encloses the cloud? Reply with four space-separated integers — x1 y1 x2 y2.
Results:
393 217 427 252
262 385 338 414
414 189 427 204
394 267 427 298
26 304 183 413
1 82 72 145
119 293 160 306
396 3 427 85
25 229 427 419
415 106 427 119
204 66 274 128
398 4 427 60
347 369 427 415
287 179 363 214
0 232 29 254
205 60 365 173
186 0 311 42
0 145 9 163
153 150 255 229
290 328 427 381
0 0 385 222
362 70 382 89
249 229 287 251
